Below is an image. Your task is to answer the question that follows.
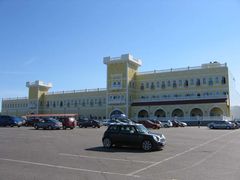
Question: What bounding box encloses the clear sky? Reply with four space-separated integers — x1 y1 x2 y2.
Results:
0 0 240 111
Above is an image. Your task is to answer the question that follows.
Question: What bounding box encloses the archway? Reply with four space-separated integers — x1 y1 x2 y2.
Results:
154 109 166 117
138 110 149 118
210 107 223 116
190 108 203 117
172 109 184 117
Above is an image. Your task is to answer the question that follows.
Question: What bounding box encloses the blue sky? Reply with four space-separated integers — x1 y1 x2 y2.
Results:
0 0 240 111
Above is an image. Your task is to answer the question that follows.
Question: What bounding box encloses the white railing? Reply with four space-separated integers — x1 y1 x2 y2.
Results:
46 88 106 95
137 63 227 75
2 97 28 101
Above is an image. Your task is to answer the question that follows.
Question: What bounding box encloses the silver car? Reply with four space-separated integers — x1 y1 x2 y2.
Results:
160 120 173 128
208 121 235 129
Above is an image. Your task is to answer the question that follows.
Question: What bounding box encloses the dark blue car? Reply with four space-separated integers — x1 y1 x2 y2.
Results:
34 118 62 130
0 115 23 127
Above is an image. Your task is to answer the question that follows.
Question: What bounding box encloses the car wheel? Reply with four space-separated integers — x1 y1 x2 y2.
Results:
142 140 152 151
103 138 112 148
48 125 53 130
63 126 66 130
164 124 168 128
92 125 96 128
226 126 230 129
209 125 214 129
79 125 83 128
34 125 39 130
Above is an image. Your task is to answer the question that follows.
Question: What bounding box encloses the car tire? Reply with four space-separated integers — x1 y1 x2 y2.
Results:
142 140 153 151
226 126 230 129
92 125 96 128
209 125 214 129
63 126 66 130
79 125 83 128
164 124 168 128
103 138 112 148
34 125 39 130
48 125 53 130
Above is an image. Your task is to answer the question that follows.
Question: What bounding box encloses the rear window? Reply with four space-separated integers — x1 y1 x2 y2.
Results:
107 125 119 133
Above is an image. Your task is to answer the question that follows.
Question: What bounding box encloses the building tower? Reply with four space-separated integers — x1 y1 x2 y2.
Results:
26 80 52 114
103 54 142 118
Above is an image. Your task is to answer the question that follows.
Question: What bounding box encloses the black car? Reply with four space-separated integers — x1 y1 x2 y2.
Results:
102 124 166 151
78 119 101 128
0 115 23 127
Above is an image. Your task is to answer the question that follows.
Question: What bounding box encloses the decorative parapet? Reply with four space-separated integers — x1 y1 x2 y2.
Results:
46 88 106 95
26 80 52 88
137 63 227 75
103 53 142 67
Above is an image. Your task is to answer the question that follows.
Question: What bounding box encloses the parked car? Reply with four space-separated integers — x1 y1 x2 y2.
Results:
78 119 101 128
160 120 173 128
208 121 235 129
0 115 23 127
34 118 62 130
138 120 161 129
58 117 77 129
102 123 166 151
25 117 42 127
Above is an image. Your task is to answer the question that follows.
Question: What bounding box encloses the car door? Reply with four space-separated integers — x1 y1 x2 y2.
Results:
118 125 140 146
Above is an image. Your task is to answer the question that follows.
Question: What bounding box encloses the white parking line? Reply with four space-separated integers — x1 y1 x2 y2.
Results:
128 130 238 176
59 153 156 164
0 157 140 178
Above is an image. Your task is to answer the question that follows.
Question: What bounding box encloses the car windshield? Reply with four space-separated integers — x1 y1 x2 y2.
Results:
136 124 149 134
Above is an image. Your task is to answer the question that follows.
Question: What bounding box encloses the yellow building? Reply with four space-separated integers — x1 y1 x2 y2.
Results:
2 54 240 122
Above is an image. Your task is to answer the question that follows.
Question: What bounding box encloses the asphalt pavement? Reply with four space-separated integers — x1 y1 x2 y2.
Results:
0 126 240 180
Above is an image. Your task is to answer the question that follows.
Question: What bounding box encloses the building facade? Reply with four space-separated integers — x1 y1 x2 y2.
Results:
2 54 240 121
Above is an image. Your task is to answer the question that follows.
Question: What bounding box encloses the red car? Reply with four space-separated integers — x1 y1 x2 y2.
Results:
58 117 77 129
138 120 161 129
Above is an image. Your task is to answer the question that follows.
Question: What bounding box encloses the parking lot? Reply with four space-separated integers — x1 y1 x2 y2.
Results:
0 126 240 180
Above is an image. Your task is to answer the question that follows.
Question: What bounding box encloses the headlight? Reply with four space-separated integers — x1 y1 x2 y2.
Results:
153 135 160 142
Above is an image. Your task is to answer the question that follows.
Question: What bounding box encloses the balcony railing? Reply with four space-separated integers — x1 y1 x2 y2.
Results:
46 88 106 95
133 95 227 103
2 97 28 101
137 63 227 75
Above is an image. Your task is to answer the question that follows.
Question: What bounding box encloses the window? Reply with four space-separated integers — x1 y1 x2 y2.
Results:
184 80 188 87
108 125 119 133
196 79 201 86
161 81 166 89
215 77 219 84
221 76 226 84
156 81 160 88
140 83 144 90
167 80 171 87
150 82 155 90
178 80 182 87
173 80 177 88
146 82 149 88
208 78 213 86
203 78 206 84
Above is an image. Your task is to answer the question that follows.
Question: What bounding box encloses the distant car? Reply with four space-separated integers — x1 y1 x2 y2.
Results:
78 119 101 128
138 120 161 129
102 124 166 151
160 120 173 128
0 115 23 127
58 117 77 129
25 117 42 127
208 121 235 129
34 118 62 130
